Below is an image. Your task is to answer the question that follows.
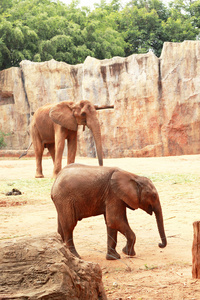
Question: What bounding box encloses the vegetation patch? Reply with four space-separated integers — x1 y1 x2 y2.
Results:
0 178 54 203
0 0 199 70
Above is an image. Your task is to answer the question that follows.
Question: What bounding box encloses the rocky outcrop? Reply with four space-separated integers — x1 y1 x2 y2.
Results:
160 41 200 156
0 234 107 300
0 40 200 158
0 67 30 150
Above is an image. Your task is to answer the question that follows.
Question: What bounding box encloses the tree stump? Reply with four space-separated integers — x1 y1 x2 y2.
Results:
192 221 200 278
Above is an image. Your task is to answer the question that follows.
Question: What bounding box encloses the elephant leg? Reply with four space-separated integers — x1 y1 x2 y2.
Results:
57 218 64 242
66 232 80 258
33 137 44 178
47 143 55 162
106 202 136 257
106 227 121 260
67 130 77 164
118 218 136 257
58 213 80 258
53 135 65 178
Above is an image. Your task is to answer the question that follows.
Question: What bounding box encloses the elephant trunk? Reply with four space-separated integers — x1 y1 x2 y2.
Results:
154 203 167 248
87 116 103 166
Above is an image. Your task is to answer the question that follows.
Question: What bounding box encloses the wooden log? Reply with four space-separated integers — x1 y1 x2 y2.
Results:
192 221 200 278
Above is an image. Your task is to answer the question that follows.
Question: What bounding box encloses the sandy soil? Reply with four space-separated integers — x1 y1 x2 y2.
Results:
1 155 200 299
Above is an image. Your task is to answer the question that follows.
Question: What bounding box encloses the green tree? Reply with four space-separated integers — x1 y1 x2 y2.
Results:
128 0 169 20
120 0 199 57
0 0 13 14
188 0 200 31
0 0 90 67
0 19 38 69
0 0 199 70
85 1 126 59
120 3 164 56
162 0 199 42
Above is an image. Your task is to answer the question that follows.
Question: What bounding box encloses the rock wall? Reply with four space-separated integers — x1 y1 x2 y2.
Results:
160 41 200 156
0 41 200 158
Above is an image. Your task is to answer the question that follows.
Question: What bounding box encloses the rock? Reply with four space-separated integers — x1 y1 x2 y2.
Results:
78 52 161 158
0 234 107 300
19 59 83 113
0 41 200 157
5 188 22 196
160 41 200 156
0 67 30 150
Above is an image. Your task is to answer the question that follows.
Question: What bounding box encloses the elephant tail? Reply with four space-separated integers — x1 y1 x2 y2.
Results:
19 141 32 159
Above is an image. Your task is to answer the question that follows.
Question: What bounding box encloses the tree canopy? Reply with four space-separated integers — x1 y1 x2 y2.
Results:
0 0 199 70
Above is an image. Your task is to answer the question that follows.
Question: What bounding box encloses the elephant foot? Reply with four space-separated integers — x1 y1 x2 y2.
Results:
72 252 81 259
52 168 61 179
106 249 121 260
35 174 44 178
57 231 64 242
68 247 81 259
122 246 136 257
52 173 58 179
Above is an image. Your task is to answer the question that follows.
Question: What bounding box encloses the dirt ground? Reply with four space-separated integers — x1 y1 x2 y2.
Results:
1 155 200 299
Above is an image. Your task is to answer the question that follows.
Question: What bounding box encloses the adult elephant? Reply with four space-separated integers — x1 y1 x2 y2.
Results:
21 100 103 178
51 164 167 260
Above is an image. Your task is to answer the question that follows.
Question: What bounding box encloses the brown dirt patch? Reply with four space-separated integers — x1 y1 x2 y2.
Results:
0 155 200 299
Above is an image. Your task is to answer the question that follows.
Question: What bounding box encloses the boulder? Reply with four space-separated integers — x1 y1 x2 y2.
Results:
0 234 107 300
0 41 200 157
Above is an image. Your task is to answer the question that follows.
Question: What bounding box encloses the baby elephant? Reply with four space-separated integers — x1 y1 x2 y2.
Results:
51 164 167 260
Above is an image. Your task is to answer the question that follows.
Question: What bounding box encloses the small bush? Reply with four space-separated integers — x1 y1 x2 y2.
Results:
0 130 10 148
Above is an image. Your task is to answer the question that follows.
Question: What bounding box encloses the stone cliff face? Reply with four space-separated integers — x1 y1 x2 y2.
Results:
0 41 199 158
160 41 200 156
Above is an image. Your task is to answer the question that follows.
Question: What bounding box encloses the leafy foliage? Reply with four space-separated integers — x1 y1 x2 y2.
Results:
0 0 199 70
0 130 10 148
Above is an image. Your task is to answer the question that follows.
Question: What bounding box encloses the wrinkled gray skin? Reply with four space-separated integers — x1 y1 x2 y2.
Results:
20 100 103 178
51 164 167 260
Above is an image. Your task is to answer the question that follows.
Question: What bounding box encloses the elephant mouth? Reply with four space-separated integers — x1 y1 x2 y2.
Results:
146 205 153 215
75 117 87 126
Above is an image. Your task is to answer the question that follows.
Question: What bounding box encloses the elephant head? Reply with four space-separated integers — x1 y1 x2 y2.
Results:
49 100 103 166
111 170 167 248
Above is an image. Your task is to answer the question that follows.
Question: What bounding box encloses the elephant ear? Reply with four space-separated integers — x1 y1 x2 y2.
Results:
110 170 140 209
49 101 78 131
